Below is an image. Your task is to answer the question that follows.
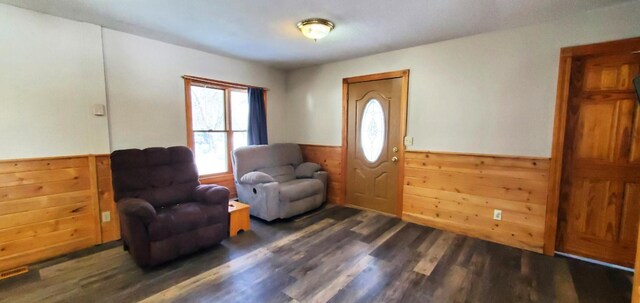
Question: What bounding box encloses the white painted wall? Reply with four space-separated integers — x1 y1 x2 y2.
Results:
0 4 109 159
0 3 288 159
102 29 288 151
285 1 640 157
2 1 640 159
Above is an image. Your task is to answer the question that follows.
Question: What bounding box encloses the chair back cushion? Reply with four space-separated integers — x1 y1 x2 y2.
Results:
258 165 296 183
232 143 303 181
111 146 200 208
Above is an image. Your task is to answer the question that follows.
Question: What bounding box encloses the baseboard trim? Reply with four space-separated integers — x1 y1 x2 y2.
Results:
0 266 29 280
555 252 634 272
343 204 397 218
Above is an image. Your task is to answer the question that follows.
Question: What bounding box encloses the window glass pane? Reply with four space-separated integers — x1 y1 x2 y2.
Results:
191 86 225 131
360 99 385 162
231 90 249 131
233 131 248 150
193 132 227 174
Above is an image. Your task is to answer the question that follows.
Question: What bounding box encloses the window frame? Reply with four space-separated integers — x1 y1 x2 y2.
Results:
184 76 265 179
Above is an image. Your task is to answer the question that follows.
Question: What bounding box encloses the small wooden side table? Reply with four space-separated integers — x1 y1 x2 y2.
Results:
228 200 250 237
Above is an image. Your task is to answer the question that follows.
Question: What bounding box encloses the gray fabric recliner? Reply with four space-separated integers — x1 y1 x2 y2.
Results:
232 143 327 221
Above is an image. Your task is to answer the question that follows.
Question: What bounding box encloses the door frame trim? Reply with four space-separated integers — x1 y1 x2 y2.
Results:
544 36 640 255
341 69 410 217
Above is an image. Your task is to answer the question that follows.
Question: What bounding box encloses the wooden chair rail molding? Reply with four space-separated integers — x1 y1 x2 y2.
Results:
400 150 551 253
0 154 119 273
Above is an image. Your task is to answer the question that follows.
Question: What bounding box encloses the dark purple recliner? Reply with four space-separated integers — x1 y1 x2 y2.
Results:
110 146 229 267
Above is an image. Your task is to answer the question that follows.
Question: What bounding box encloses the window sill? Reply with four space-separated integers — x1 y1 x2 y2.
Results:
199 173 234 184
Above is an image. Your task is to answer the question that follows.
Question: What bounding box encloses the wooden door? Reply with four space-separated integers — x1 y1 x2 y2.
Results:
346 78 403 214
557 50 640 267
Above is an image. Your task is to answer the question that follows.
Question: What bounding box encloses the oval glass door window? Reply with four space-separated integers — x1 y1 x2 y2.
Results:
361 99 385 162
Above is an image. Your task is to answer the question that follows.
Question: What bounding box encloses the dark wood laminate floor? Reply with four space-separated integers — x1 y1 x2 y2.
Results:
0 205 632 303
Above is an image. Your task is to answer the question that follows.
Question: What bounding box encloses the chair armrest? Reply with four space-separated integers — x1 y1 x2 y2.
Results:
312 171 328 202
117 198 156 225
236 181 280 221
239 171 275 185
194 184 230 205
313 170 328 181
295 162 322 178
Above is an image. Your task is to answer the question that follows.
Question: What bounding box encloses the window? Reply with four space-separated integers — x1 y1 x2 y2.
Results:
360 99 385 162
184 76 255 176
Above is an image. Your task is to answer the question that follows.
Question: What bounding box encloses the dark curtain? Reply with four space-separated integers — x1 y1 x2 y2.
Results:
247 87 268 145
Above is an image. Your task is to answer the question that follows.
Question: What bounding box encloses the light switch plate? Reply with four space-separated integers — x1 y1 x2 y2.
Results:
404 136 414 146
101 211 111 222
93 104 106 116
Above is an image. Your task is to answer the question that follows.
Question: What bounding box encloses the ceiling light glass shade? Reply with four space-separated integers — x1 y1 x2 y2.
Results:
296 18 335 41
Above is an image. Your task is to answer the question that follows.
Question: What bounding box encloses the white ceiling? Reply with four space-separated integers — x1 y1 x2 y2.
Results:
1 0 632 70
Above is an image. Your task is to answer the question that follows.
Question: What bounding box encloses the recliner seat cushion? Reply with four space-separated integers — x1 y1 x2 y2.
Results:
278 179 324 202
147 202 225 241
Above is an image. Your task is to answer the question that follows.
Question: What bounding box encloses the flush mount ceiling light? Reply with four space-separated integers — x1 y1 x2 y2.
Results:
296 18 335 41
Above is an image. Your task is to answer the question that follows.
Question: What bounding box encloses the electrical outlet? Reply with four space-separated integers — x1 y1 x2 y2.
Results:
101 211 111 222
493 209 502 221
404 136 414 146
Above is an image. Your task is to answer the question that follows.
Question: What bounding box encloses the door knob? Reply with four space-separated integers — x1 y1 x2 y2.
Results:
392 147 399 153
391 156 399 162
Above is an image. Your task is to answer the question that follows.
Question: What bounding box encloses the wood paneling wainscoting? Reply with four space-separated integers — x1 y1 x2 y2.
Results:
297 145 552 253
96 156 120 243
401 151 550 253
0 153 247 273
299 144 344 204
0 155 120 273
